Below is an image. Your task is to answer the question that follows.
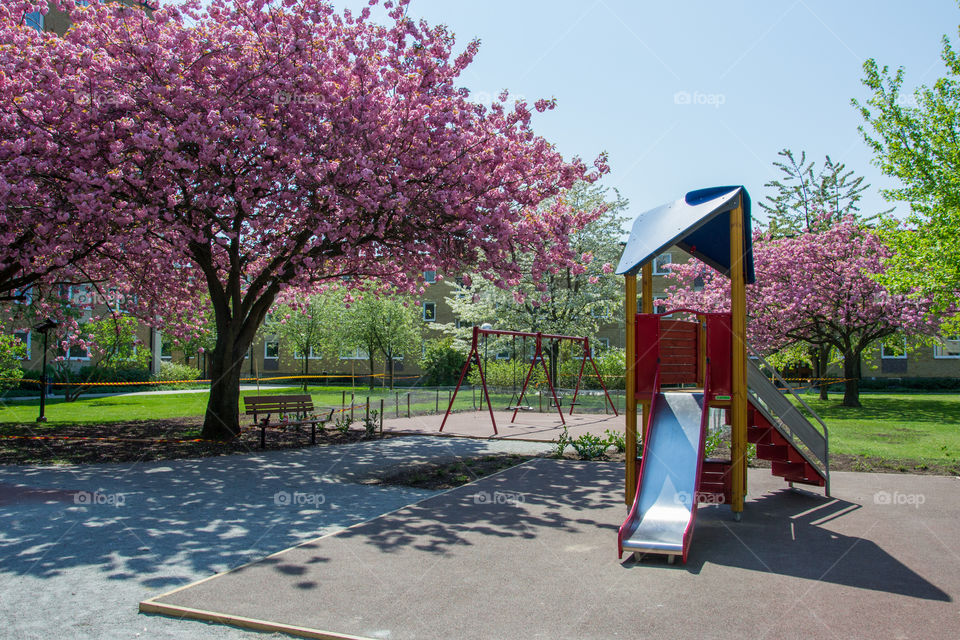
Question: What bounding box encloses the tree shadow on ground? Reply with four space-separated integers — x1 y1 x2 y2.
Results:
0 437 536 589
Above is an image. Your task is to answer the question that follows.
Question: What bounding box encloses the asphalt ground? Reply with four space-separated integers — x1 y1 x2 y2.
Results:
143 462 960 640
0 436 551 640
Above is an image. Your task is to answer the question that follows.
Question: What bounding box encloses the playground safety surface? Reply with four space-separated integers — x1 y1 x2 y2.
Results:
142 462 960 640
381 409 621 441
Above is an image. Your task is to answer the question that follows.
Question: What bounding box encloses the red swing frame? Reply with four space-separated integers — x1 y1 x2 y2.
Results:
439 326 618 435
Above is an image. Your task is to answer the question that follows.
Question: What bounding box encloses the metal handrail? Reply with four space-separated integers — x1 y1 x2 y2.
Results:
746 344 830 496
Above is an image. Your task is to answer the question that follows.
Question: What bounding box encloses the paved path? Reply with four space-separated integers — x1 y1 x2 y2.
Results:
0 437 551 640
144 464 960 640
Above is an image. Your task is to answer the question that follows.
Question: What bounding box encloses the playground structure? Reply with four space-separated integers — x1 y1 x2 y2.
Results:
439 326 618 435
615 186 830 563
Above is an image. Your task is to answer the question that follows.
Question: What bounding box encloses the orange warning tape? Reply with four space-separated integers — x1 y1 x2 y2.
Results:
0 373 420 387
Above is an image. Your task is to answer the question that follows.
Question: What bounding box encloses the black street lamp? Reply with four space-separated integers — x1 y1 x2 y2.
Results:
33 317 58 423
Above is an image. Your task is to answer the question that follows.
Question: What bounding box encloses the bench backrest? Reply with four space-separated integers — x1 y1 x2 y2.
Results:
244 394 315 418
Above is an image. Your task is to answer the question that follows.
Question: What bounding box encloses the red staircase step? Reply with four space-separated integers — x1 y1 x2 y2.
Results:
756 443 806 464
771 460 809 478
782 474 826 487
756 443 788 461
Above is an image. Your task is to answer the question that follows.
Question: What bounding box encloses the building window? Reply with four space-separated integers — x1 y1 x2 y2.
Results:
423 301 436 322
653 253 673 276
294 346 322 359
598 337 610 350
160 337 173 361
591 304 609 319
934 335 960 359
264 339 279 360
653 295 672 316
13 331 30 360
339 347 369 360
881 339 907 359
455 319 474 329
68 345 89 360
423 270 436 283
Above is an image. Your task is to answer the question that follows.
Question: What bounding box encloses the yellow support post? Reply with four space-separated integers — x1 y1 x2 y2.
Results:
624 274 637 506
729 202 748 520
639 263 653 443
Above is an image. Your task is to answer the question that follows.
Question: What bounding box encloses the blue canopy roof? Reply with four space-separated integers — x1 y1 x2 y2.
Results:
615 186 755 284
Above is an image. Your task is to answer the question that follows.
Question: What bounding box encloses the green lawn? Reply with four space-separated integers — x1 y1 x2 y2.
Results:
0 384 612 427
3 386 955 470
791 393 960 468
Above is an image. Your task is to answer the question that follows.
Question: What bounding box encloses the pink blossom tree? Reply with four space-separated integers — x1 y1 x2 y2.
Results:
33 0 606 438
0 3 135 300
665 220 943 407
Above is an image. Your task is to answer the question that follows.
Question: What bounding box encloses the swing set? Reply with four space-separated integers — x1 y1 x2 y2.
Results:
439 325 618 435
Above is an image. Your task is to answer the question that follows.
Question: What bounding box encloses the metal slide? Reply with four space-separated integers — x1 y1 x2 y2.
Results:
618 392 706 563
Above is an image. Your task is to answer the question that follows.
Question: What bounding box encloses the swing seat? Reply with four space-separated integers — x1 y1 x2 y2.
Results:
508 405 535 411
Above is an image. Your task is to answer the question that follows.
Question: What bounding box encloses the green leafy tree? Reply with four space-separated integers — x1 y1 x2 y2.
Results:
444 182 627 381
0 334 25 390
760 148 883 238
263 294 337 390
420 337 468 386
854 20 960 314
346 294 421 389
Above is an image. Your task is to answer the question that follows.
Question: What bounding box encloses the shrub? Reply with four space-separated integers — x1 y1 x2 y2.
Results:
151 362 203 390
363 410 379 438
571 433 609 460
553 425 572 458
604 429 626 453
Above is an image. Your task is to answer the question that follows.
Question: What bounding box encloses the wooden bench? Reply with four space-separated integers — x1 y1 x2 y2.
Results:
243 394 334 449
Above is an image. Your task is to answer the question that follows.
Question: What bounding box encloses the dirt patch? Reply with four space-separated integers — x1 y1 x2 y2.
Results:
373 454 536 490
0 418 382 465
827 452 958 476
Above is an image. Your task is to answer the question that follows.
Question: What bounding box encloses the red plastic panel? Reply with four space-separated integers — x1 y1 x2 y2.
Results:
659 319 700 385
634 314 660 395
705 314 732 397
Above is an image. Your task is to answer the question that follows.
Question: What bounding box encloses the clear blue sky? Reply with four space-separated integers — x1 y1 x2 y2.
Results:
339 0 959 226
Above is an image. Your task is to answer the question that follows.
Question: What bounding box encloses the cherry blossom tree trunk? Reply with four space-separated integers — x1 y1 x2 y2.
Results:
202 334 250 439
841 349 862 408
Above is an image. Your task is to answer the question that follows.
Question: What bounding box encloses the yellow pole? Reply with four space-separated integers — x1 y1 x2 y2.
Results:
624 274 637 506
639 263 653 444
729 202 748 520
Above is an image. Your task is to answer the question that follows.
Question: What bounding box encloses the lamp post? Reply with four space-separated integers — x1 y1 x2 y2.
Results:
33 318 58 423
